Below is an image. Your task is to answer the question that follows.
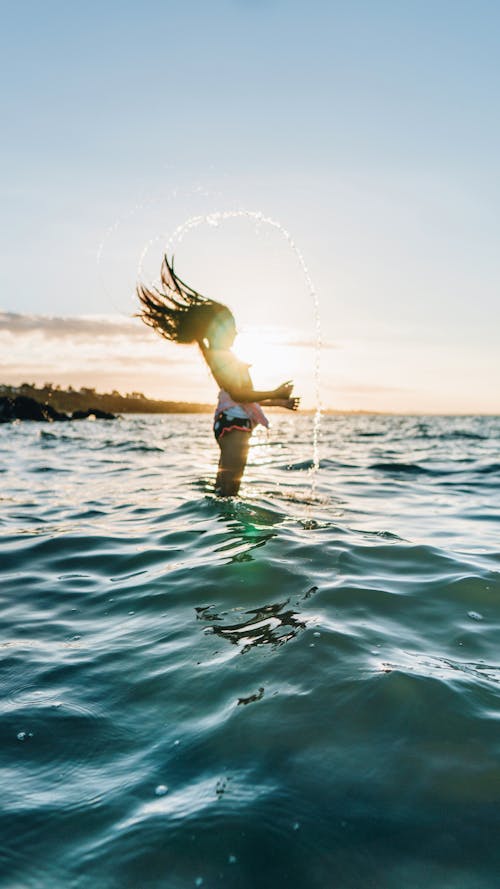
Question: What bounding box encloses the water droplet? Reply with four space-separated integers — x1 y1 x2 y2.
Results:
293 822 300 831
195 879 204 887
155 784 168 796
228 854 237 864
174 739 180 746
313 631 321 637
128 610 135 615
468 611 483 621
17 732 26 741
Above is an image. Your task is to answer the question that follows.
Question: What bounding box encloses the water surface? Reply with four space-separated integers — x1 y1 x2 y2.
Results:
1 414 499 888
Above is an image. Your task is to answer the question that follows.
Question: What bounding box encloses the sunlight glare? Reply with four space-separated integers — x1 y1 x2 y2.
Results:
234 327 295 388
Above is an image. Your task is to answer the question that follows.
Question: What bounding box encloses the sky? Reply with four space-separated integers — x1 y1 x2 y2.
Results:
1 0 499 412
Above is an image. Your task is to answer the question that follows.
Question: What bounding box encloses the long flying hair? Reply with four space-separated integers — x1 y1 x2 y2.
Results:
137 254 229 345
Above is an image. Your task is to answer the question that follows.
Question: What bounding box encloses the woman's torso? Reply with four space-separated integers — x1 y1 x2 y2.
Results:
210 350 269 429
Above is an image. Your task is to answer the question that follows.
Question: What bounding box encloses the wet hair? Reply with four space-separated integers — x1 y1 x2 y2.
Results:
137 254 231 345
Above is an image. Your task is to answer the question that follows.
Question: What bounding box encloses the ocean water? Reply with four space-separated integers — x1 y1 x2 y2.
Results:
1 413 499 889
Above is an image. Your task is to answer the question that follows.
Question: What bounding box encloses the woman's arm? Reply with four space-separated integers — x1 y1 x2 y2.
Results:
234 382 295 403
200 342 295 403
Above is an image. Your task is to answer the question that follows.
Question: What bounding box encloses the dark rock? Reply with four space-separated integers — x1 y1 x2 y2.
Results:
0 396 116 422
43 402 69 421
0 397 14 422
0 396 53 422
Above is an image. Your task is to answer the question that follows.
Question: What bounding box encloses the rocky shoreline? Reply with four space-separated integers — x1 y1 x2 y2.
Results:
0 396 116 423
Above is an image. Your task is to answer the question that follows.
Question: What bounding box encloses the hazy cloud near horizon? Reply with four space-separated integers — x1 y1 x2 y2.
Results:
2 312 495 412
0 311 323 404
0 313 329 350
0 312 148 340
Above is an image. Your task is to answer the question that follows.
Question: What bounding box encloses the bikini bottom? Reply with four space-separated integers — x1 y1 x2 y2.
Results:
213 410 252 442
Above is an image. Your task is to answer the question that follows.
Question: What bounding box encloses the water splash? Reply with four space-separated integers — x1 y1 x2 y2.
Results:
97 195 160 314
138 210 322 477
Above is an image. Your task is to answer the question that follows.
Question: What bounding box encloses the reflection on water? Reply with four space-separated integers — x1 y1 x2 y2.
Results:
214 525 278 561
237 687 265 706
196 599 307 652
209 496 285 560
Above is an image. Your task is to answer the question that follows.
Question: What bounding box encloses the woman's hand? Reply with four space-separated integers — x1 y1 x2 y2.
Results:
279 397 300 411
261 396 300 410
273 380 294 399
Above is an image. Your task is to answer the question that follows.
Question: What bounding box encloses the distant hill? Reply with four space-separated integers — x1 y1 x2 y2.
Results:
0 384 213 414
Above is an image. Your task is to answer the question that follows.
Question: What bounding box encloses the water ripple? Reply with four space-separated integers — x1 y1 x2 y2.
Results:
1 414 500 888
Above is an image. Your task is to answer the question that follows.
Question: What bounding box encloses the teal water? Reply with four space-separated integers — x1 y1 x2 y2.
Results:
1 414 499 889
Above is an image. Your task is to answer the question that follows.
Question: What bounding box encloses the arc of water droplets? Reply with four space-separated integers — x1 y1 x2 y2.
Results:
138 210 322 478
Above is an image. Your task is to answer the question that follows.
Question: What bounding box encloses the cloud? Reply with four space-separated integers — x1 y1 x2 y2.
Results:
0 312 333 350
328 382 417 395
0 311 215 400
0 311 147 340
290 338 335 350
236 324 334 351
0 312 332 405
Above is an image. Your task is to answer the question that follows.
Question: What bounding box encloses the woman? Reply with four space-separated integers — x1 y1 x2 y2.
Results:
137 255 300 496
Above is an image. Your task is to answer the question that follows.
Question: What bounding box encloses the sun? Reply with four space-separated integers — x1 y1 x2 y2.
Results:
233 326 309 393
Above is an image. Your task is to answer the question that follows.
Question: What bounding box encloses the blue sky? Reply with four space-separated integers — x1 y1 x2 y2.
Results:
1 0 499 410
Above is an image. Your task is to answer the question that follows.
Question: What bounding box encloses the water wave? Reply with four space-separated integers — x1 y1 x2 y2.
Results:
1 414 499 888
